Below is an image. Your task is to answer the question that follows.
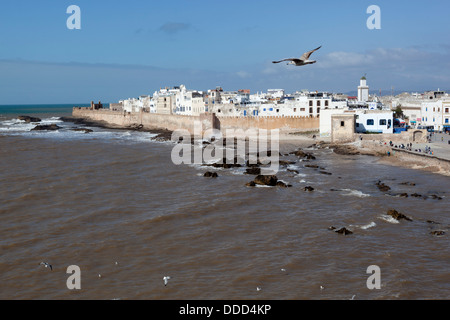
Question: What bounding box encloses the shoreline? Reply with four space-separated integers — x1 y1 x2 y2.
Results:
61 115 450 177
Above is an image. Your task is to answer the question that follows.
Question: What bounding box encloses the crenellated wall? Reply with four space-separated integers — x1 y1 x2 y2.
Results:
72 108 320 134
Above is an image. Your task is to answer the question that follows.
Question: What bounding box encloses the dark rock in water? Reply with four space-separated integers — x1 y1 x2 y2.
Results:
387 209 412 221
304 164 320 169
279 160 296 166
129 124 144 130
31 124 61 131
410 193 422 198
205 157 243 169
276 181 292 188
304 186 314 192
328 226 337 231
287 169 299 174
335 227 353 235
426 220 441 225
254 175 278 186
245 167 261 175
319 171 332 175
71 128 93 133
204 171 218 178
18 116 41 123
430 231 445 236
245 181 256 187
291 150 316 160
429 194 443 200
376 181 391 192
246 159 262 168
152 129 173 142
400 182 416 186
398 193 409 198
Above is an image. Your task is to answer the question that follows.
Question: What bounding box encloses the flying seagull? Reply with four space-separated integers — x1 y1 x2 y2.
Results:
39 262 52 271
163 276 171 286
272 46 322 66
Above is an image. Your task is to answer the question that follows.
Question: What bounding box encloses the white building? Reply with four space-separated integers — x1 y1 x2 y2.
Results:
320 109 393 136
421 100 444 131
355 110 393 134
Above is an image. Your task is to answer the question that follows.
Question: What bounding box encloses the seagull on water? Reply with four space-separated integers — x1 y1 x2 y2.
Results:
39 262 52 271
163 276 171 286
272 46 322 66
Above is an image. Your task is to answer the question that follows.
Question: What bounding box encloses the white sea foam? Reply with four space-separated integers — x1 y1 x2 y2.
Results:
379 215 400 224
351 222 377 230
361 222 377 229
340 189 371 198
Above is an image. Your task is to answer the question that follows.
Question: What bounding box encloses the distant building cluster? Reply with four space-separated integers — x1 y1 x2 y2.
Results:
108 76 448 135
380 90 450 132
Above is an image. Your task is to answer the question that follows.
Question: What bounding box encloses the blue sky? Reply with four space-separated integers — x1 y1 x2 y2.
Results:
1 0 449 104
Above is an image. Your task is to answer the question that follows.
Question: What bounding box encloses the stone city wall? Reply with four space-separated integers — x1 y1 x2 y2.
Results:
72 108 320 134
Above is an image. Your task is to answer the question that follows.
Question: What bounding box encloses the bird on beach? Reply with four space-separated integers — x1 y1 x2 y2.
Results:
39 262 53 271
272 46 322 66
163 276 171 286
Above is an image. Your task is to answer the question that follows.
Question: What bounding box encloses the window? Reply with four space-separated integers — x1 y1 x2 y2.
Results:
276 109 280 113
317 101 321 107
309 107 313 113
309 101 313 107
356 123 360 127
340 121 345 127
269 108 273 111
300 108 305 112
317 108 320 114
325 100 329 107
294 108 297 112
445 108 449 113
380 119 387 126
367 119 374 126
445 118 449 124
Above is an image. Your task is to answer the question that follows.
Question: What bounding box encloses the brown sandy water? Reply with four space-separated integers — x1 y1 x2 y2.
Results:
0 116 449 300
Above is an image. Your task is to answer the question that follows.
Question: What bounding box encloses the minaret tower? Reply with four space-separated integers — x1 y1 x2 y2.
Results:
358 74 369 102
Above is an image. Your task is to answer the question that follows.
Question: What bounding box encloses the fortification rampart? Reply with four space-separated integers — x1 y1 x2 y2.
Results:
72 108 319 134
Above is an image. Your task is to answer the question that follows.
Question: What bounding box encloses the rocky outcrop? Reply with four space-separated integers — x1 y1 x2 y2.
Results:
31 124 61 131
399 182 416 186
245 167 261 175
254 175 278 186
276 181 292 188
304 186 314 192
245 175 291 188
203 157 244 169
387 209 413 221
291 150 316 160
18 116 41 123
430 231 445 236
335 227 353 235
204 171 218 178
376 181 391 192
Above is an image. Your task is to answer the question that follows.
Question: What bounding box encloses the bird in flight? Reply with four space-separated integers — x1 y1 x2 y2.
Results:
163 276 171 286
272 46 322 66
39 262 53 271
